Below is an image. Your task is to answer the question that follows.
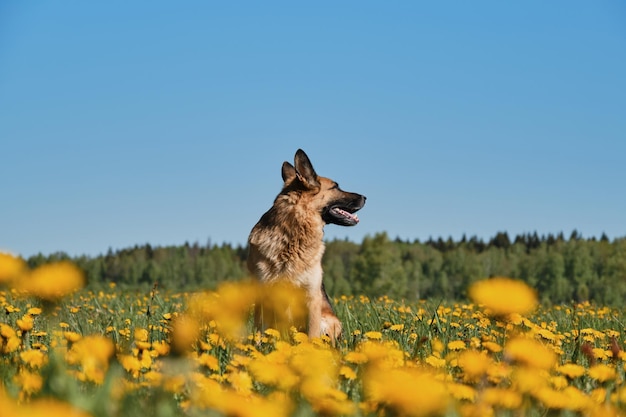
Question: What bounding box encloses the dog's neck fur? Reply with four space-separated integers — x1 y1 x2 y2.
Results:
247 192 325 287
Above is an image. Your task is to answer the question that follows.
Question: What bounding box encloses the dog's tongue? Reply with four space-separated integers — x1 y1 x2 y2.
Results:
335 208 359 223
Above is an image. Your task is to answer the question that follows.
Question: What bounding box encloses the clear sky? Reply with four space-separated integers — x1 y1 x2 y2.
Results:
1 1 625 258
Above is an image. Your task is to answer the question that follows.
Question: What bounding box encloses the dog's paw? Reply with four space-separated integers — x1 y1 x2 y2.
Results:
320 314 343 345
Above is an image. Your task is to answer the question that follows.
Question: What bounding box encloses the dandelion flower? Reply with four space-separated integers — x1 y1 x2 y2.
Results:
364 331 382 340
14 369 43 395
17 261 85 301
557 363 585 379
588 364 616 382
365 367 449 417
504 337 556 370
469 277 537 317
20 349 48 369
0 252 26 284
457 350 492 381
16 314 34 332
339 365 357 380
482 387 522 409
482 341 503 353
0 323 21 353
447 340 466 351
66 335 114 384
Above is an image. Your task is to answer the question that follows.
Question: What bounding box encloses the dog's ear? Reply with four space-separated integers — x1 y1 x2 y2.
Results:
294 149 320 190
281 161 296 185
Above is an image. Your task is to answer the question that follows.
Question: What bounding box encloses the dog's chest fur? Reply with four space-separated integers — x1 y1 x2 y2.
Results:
247 195 325 289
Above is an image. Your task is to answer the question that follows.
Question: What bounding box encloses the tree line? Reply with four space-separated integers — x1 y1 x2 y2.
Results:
26 230 626 305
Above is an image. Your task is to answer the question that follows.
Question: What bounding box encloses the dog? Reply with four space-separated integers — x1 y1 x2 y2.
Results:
247 149 366 344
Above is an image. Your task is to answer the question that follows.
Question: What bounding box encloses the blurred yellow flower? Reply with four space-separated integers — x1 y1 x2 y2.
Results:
17 261 85 301
134 328 149 342
364 331 383 340
197 353 220 371
339 365 357 380
16 314 34 332
170 314 200 354
447 340 466 351
482 387 522 409
425 355 446 368
481 341 503 353
0 252 26 284
365 367 448 417
469 277 537 317
13 397 93 417
504 337 556 370
457 350 492 381
20 349 47 369
27 307 42 315
63 331 82 343
66 335 114 384
0 323 21 353
557 363 585 378
14 369 43 395
588 364 617 382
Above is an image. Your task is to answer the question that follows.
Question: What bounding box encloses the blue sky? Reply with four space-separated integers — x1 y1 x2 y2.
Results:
1 1 625 257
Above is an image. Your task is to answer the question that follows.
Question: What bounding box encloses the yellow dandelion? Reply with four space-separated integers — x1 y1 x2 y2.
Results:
557 363 585 378
227 370 253 394
291 331 309 344
119 354 142 376
390 323 405 331
469 277 537 317
512 367 549 393
447 340 466 351
344 351 368 364
447 382 476 401
27 307 42 315
16 397 93 417
504 337 556 370
0 252 27 284
588 363 616 382
550 375 569 390
0 323 21 353
14 369 43 395
425 355 446 368
66 335 114 384
364 331 383 340
365 367 449 417
170 314 200 354
197 353 220 371
592 348 611 360
151 340 170 356
134 327 149 342
482 341 503 353
482 387 522 409
339 365 357 380
135 340 151 351
264 328 281 339
17 261 85 301
457 350 492 381
20 349 47 369
16 314 34 332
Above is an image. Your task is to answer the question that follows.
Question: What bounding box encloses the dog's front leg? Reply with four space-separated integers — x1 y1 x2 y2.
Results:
307 288 323 340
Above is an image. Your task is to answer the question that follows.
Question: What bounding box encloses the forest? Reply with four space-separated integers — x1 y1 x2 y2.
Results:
25 230 626 306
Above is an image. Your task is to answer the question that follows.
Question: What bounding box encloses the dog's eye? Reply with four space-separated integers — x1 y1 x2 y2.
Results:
330 183 339 190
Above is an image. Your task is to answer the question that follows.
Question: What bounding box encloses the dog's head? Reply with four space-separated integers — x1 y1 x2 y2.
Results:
281 149 366 227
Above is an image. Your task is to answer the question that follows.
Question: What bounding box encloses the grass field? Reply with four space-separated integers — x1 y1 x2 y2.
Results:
2 255 626 416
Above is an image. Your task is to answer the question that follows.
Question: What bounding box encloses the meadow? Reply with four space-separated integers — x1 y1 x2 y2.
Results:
2 253 626 416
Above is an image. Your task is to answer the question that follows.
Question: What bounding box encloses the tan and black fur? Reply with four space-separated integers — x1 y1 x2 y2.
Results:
247 149 366 343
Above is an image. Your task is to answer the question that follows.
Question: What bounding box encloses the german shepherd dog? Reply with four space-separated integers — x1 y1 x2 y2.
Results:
247 149 366 343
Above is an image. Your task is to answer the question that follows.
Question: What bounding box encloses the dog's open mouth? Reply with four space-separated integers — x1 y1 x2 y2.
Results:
331 207 359 223
326 206 360 226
